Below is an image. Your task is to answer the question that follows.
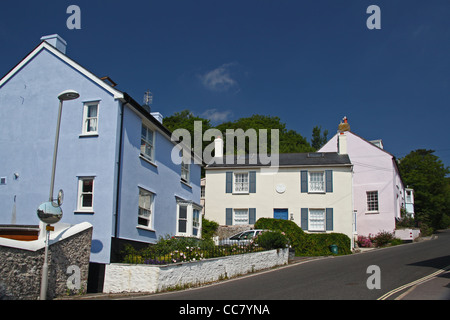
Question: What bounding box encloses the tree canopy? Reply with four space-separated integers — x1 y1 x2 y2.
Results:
398 149 450 231
163 110 319 156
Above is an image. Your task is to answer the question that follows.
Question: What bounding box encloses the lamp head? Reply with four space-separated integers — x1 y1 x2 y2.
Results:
58 90 80 101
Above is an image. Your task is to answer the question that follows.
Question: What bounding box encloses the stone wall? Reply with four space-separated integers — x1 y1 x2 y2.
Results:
214 224 255 240
103 248 289 294
0 223 92 300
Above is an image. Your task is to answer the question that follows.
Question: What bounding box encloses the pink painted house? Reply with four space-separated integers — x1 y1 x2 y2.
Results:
319 118 406 237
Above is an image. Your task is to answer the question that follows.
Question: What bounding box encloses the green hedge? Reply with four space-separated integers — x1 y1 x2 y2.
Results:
254 218 351 256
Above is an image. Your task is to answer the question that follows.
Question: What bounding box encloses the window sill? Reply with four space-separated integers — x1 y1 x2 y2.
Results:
139 154 157 167
181 179 192 188
232 191 250 195
308 191 326 194
74 210 94 214
79 133 99 138
137 225 156 232
365 211 380 214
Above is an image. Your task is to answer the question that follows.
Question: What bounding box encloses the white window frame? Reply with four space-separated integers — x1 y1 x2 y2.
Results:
233 209 249 225
177 204 189 236
181 149 190 183
176 201 202 238
192 208 200 237
366 191 379 213
82 102 99 135
308 171 325 193
308 209 325 231
77 177 94 212
137 188 154 230
233 172 249 194
140 123 155 162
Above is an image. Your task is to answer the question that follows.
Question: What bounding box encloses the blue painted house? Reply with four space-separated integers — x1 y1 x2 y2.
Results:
0 35 202 271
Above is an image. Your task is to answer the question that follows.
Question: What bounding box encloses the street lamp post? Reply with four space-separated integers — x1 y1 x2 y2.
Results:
38 90 79 300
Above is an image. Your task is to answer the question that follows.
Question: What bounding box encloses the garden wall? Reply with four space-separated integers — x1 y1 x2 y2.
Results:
103 248 289 294
0 222 92 300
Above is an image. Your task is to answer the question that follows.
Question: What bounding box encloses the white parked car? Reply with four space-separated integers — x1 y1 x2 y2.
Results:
218 229 266 246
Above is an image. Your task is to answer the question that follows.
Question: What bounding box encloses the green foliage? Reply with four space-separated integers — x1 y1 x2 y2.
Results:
311 125 329 150
254 218 308 253
255 230 289 250
398 149 450 231
201 217 219 241
216 114 314 154
254 218 352 256
305 233 352 255
163 110 316 157
396 207 415 229
370 231 395 247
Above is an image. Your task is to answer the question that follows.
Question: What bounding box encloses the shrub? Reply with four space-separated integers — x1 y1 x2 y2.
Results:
255 218 352 256
255 230 289 250
357 235 373 248
254 218 308 253
306 233 352 256
371 231 395 247
202 217 219 241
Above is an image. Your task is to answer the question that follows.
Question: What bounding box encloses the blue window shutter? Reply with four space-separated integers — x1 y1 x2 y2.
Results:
249 171 256 193
226 208 233 225
301 208 308 230
249 208 256 224
325 170 333 193
301 171 308 193
326 208 333 231
226 172 232 193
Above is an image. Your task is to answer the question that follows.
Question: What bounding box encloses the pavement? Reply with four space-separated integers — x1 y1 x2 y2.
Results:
394 269 450 300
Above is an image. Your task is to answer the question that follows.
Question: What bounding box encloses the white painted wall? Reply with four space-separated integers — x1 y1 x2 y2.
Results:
103 248 289 294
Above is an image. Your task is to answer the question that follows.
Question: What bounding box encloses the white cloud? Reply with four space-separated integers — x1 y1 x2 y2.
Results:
201 108 233 123
199 63 238 92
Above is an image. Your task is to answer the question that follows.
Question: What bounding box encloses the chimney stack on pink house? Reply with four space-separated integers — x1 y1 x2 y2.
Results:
337 116 349 155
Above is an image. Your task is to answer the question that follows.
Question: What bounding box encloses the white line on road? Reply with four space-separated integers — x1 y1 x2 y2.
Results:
377 265 450 300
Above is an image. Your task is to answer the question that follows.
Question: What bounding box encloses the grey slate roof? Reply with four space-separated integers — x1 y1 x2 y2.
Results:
206 152 351 168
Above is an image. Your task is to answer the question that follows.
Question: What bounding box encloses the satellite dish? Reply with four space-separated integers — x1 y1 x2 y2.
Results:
57 189 64 206
37 201 63 224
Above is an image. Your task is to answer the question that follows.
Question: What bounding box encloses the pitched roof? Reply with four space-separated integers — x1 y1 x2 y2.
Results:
0 37 205 165
0 40 124 99
206 152 351 169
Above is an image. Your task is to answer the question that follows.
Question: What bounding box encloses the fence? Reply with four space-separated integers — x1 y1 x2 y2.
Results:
123 241 265 265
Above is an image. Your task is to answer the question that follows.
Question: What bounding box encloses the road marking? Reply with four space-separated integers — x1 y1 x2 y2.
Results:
378 265 450 300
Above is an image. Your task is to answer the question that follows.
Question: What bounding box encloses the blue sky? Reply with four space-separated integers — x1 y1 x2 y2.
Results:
1 0 449 167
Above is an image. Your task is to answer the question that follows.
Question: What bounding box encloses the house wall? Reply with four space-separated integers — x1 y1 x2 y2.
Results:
205 165 353 243
116 105 202 245
0 47 119 264
320 132 405 236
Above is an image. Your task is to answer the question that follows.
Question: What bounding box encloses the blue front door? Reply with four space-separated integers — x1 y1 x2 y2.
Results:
274 209 289 220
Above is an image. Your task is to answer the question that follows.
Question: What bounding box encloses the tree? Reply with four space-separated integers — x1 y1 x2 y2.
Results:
398 149 450 231
215 114 314 154
311 126 329 150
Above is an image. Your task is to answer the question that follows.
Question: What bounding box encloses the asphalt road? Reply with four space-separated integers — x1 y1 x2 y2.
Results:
129 229 450 300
